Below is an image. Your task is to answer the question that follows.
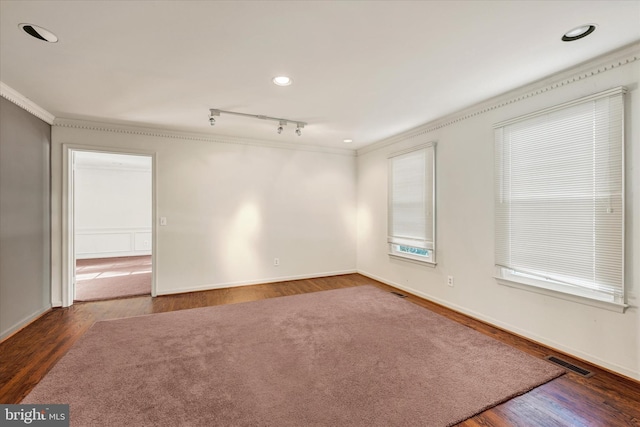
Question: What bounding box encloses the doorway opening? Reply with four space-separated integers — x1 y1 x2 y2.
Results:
71 150 154 302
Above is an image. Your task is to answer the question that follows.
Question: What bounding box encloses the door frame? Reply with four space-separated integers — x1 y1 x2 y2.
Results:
62 144 157 307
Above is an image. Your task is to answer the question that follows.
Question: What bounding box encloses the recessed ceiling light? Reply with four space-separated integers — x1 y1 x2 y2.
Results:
562 24 596 42
19 23 58 43
343 139 353 143
272 76 293 86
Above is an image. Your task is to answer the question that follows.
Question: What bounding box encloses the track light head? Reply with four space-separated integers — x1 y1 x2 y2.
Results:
277 120 287 134
295 123 304 136
296 127 302 136
277 126 283 134
208 109 220 127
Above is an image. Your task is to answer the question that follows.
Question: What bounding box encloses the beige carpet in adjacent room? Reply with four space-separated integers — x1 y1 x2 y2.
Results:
23 285 563 426
75 256 151 301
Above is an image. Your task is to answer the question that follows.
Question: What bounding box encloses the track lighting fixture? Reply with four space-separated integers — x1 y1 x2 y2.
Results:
207 108 307 136
209 109 220 126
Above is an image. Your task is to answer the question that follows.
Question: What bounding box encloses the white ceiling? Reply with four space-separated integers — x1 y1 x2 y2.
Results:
1 1 639 150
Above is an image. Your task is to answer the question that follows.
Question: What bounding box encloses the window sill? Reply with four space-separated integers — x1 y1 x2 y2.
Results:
495 276 629 313
389 254 437 267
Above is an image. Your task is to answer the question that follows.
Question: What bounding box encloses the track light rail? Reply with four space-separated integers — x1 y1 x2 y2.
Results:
208 108 306 135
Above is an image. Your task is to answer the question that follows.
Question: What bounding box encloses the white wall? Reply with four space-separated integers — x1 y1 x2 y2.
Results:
0 96 51 340
74 153 152 259
357 46 640 380
51 126 357 302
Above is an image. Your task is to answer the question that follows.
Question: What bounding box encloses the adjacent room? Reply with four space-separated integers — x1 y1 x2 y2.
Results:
0 1 639 426
73 151 153 302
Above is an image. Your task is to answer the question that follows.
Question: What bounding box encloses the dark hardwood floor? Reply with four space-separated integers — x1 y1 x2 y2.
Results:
1 274 639 426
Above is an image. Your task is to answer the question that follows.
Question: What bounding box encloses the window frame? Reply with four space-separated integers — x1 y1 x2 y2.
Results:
387 142 437 265
493 87 627 312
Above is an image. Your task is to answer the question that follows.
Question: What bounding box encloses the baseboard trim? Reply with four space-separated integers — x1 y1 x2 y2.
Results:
357 269 640 382
0 306 51 343
156 269 358 296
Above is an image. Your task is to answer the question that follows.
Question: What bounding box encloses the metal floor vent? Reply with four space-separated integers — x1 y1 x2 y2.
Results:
390 291 408 298
545 356 594 377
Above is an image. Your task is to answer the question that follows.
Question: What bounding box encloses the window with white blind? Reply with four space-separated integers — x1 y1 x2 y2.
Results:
494 87 626 310
388 143 436 264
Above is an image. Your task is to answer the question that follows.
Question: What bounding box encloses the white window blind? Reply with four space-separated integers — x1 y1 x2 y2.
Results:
388 143 435 263
495 87 625 306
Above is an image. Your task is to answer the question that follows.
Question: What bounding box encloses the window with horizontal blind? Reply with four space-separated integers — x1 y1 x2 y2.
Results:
494 87 626 309
388 143 435 264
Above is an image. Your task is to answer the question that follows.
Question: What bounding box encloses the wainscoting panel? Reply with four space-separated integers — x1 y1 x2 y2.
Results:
76 228 152 259
134 232 152 252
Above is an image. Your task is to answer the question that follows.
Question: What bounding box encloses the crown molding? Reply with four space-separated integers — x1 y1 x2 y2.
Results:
0 81 55 125
357 42 640 156
54 118 356 157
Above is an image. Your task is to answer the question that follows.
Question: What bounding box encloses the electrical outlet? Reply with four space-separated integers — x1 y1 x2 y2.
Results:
274 258 280 266
447 276 454 287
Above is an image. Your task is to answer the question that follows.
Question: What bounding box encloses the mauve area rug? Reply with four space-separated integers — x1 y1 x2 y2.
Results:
23 286 564 426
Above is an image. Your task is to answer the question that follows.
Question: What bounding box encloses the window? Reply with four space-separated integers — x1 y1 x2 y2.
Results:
388 143 436 264
494 87 625 309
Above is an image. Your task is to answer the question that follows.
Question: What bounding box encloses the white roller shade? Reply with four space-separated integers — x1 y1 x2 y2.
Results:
495 88 625 304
